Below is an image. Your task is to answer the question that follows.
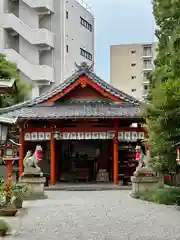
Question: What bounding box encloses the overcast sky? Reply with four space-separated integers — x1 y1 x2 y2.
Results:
87 0 155 82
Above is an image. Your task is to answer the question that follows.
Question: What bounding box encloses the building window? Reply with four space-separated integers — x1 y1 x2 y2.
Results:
143 59 152 69
80 17 92 32
143 72 149 78
144 85 148 90
143 46 152 56
131 63 136 67
66 45 69 53
131 76 136 79
66 11 68 19
131 50 136 54
131 89 136 92
80 48 92 61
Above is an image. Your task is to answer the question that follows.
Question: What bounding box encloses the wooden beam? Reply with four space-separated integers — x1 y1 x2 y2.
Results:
19 128 24 176
24 127 146 133
50 131 56 185
113 119 119 185
43 75 121 103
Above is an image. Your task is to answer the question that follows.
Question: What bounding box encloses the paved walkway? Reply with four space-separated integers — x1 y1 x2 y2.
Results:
4 191 180 240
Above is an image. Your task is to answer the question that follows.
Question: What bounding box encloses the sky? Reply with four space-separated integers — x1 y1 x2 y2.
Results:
87 0 155 82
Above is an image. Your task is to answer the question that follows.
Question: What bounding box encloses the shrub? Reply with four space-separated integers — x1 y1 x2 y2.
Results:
135 188 180 205
0 219 10 236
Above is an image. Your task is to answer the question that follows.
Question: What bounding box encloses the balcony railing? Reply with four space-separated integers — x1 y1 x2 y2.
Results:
142 51 152 57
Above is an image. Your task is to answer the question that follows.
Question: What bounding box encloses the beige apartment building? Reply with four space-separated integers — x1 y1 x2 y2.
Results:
110 43 157 101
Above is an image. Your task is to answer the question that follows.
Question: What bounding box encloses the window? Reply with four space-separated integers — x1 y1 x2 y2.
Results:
143 46 152 56
80 48 92 61
131 63 136 66
66 11 68 19
80 17 92 32
131 76 136 79
144 85 148 90
143 59 152 69
131 89 136 92
131 50 136 54
66 45 69 53
143 72 149 78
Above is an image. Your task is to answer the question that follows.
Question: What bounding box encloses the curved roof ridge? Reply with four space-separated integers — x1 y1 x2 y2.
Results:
0 62 142 115
0 100 31 114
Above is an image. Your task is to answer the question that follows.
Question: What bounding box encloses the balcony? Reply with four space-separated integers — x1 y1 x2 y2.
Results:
2 13 54 48
142 52 153 59
4 49 54 83
142 59 153 71
142 78 149 84
11 0 54 13
142 46 153 59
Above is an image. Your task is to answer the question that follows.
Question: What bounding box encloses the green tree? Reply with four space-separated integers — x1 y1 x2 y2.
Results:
147 0 180 173
147 79 180 172
0 54 31 107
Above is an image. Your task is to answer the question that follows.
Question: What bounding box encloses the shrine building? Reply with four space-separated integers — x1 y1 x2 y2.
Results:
0 62 146 185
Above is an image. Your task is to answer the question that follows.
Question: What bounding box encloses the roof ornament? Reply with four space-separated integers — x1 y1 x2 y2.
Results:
75 61 94 72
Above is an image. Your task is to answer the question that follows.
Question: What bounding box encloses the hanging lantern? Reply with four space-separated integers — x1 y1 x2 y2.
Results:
54 131 60 139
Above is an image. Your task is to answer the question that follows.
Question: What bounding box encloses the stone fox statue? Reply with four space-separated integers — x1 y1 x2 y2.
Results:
23 145 43 175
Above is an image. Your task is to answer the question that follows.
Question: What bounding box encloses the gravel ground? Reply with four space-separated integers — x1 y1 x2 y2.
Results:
3 190 180 240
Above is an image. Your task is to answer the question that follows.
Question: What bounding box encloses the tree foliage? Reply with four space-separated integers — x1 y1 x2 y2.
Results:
147 0 180 173
0 54 31 108
146 79 180 172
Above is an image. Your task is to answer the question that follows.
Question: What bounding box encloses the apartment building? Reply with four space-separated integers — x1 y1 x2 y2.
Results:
0 0 94 98
110 43 157 101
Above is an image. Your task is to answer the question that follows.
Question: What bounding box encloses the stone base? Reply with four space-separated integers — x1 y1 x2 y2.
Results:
19 175 46 200
131 176 159 197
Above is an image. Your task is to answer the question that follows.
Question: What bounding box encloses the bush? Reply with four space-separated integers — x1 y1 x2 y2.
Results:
0 219 10 236
135 188 180 205
164 179 174 186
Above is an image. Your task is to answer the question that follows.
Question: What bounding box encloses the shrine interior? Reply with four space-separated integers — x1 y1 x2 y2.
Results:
22 139 138 184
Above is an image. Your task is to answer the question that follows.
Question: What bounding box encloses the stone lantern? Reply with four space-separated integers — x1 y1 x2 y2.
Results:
0 122 8 145
0 120 19 183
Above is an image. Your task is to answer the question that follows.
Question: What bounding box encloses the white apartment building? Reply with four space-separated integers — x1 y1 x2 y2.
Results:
0 0 95 98
110 43 157 101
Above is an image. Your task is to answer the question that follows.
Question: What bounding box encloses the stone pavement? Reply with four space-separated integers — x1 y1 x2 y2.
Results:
3 190 180 240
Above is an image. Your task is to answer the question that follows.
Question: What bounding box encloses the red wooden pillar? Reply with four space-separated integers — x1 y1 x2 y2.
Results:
113 119 119 185
55 140 59 179
50 132 56 185
19 128 24 176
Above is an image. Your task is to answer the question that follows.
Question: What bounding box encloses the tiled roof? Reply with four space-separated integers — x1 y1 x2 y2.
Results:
0 102 141 120
28 62 140 106
0 78 16 88
0 62 142 121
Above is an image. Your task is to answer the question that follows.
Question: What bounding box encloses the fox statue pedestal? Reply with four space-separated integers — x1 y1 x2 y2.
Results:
131 150 159 197
131 175 159 197
19 145 46 200
19 173 46 200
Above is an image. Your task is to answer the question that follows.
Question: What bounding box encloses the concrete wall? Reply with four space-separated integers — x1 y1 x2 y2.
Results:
0 0 95 98
110 42 157 101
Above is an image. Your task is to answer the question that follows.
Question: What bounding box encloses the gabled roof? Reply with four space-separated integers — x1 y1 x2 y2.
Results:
0 62 142 122
29 62 140 106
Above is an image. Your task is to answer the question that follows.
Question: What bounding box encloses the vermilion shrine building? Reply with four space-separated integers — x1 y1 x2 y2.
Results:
0 63 145 185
